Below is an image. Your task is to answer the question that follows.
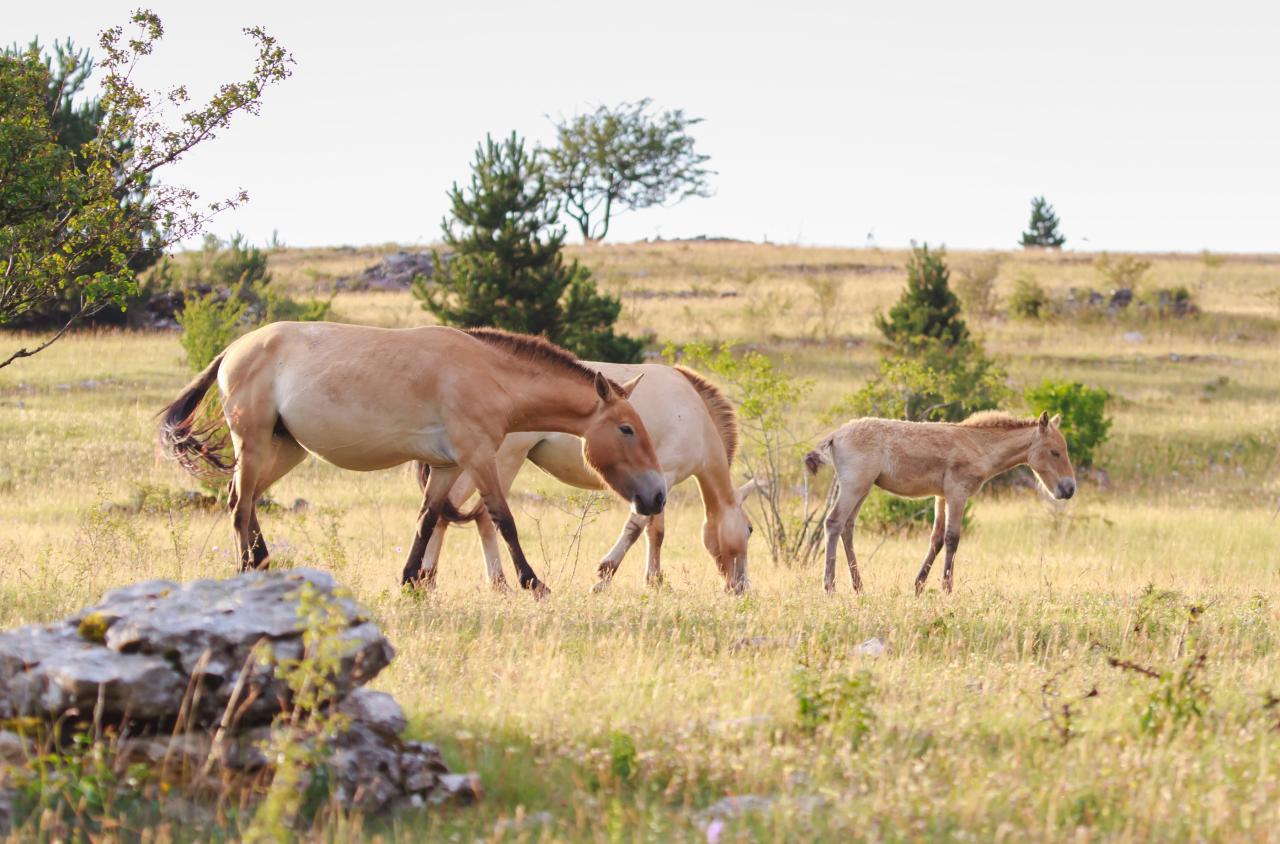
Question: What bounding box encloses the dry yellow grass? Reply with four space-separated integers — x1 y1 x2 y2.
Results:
1 242 1278 840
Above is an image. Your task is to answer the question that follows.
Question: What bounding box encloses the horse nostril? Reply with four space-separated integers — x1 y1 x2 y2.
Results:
653 491 666 511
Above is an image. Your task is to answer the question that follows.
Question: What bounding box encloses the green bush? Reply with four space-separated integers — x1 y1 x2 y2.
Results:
177 290 248 371
1094 253 1152 290
954 254 1002 320
831 340 1010 424
163 234 331 370
1008 272 1050 319
1024 379 1113 468
793 663 876 747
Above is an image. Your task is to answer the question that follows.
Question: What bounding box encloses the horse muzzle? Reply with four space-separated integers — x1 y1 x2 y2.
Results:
1055 478 1077 500
631 473 668 516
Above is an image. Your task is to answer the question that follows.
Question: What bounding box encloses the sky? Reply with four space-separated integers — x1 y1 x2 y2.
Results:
11 1 1280 252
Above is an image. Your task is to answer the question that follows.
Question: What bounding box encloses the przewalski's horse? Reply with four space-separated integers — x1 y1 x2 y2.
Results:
414 363 756 593
158 323 667 596
804 411 1076 595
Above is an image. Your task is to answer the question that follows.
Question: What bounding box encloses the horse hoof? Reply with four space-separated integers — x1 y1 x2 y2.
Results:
824 582 836 595
531 581 551 599
489 579 511 594
591 579 612 594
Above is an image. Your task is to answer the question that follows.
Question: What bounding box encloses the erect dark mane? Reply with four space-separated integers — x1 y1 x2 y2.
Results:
675 366 739 464
956 411 1038 430
464 328 604 385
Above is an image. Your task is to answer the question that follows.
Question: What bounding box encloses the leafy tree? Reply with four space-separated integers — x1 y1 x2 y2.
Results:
0 10 292 369
875 243 969 351
1 38 163 330
415 132 643 362
545 99 712 243
1020 196 1066 249
1024 380 1112 468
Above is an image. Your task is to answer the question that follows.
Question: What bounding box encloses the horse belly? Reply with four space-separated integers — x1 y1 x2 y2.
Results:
277 395 456 472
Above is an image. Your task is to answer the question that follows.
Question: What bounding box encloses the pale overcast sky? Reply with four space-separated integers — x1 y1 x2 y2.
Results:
11 1 1279 252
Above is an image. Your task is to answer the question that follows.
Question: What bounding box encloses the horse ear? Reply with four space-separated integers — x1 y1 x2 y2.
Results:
735 479 758 504
594 371 613 403
1050 413 1062 429
617 374 644 399
1038 410 1050 428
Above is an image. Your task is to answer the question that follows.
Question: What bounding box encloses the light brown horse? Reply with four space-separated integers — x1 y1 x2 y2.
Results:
413 362 756 593
158 323 667 595
804 411 1076 595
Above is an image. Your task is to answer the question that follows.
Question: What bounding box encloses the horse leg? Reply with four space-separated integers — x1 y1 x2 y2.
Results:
940 496 967 594
592 513 648 592
913 497 947 595
468 459 548 596
824 482 859 593
243 433 307 568
474 508 510 591
401 466 461 587
228 430 271 572
841 493 869 592
643 512 666 587
419 519 449 590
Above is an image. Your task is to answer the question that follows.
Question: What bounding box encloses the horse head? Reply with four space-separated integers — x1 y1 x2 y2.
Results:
581 372 667 515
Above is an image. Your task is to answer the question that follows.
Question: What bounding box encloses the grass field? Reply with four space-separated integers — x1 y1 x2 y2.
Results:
2 242 1279 840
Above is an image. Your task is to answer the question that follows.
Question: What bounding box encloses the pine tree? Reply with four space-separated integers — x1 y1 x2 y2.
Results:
875 243 969 351
415 133 643 362
1020 196 1066 249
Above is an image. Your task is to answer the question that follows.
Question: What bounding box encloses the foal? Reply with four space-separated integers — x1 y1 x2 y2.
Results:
804 411 1076 594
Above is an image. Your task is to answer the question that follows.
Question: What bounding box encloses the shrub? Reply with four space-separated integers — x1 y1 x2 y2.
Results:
793 662 876 747
1094 252 1152 290
165 235 331 370
1024 379 1113 468
954 254 1003 320
672 341 826 566
857 488 972 535
875 243 969 351
832 342 1010 425
177 290 249 371
1008 272 1050 319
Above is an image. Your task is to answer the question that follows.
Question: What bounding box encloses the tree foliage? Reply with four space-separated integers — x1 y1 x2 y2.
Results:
875 243 970 351
1024 379 1112 468
1020 196 1066 249
545 99 712 243
1 39 163 329
415 132 643 362
0 10 292 368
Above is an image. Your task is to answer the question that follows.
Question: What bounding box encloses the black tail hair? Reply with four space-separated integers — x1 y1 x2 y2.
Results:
158 352 233 478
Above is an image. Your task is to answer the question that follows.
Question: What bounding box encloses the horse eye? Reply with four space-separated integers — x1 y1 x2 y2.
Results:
619 424 635 437
1051 450 1061 458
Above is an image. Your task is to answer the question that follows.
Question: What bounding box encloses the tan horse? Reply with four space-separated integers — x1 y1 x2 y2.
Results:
414 363 756 592
158 323 667 595
804 411 1076 595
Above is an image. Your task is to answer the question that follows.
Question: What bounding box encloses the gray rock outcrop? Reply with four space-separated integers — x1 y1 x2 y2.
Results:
0 569 478 832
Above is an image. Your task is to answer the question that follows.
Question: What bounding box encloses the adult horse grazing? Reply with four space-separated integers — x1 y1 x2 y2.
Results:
413 363 756 593
804 411 1076 595
158 323 667 596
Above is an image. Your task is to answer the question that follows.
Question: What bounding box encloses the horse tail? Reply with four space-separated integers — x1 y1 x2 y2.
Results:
413 461 486 524
158 352 234 478
804 436 834 476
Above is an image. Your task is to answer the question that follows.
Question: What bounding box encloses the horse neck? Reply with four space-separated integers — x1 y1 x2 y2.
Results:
505 368 600 436
694 464 738 522
974 425 1038 480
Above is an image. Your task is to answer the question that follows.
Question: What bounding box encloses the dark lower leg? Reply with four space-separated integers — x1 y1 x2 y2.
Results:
914 498 947 595
401 507 441 586
491 510 545 593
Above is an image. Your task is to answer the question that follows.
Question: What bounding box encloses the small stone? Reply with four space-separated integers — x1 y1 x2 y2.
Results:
1122 331 1144 343
855 636 887 657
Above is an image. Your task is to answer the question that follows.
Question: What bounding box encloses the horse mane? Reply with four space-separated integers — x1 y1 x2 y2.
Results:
957 410 1038 430
464 328 615 388
675 366 739 464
